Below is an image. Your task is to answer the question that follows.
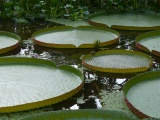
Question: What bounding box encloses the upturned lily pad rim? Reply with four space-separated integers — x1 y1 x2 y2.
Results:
87 11 160 31
123 71 160 118
135 30 160 57
21 109 135 120
0 57 84 113
32 25 119 48
82 49 153 73
0 31 21 54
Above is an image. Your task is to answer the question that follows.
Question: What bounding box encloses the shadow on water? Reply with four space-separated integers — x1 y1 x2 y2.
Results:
0 20 160 112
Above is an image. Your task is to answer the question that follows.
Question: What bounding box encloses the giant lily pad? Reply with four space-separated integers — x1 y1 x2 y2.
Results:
88 11 160 30
136 30 160 57
32 26 119 48
21 109 135 120
82 50 152 73
0 57 83 113
123 71 160 119
0 31 21 54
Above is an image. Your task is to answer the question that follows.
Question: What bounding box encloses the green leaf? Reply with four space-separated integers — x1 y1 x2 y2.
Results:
0 57 83 113
0 31 21 54
21 109 135 120
3 1 13 8
50 0 59 5
88 11 160 30
124 71 160 118
82 49 152 73
135 30 160 57
32 26 119 48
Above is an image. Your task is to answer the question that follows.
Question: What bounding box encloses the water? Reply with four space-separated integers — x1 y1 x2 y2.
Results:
0 20 160 119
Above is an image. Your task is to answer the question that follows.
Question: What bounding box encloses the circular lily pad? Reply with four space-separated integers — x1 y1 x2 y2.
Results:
123 71 160 119
0 31 21 54
136 30 160 57
88 11 160 30
82 50 152 73
21 109 134 120
32 26 119 48
0 57 83 113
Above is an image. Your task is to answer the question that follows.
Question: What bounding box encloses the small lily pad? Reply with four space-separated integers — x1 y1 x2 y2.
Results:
32 26 119 48
88 11 160 30
0 57 83 113
47 18 90 27
21 109 135 120
82 50 152 73
135 30 160 57
0 31 21 54
123 71 160 119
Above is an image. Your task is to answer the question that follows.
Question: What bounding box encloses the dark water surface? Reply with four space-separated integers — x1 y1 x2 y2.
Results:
0 20 160 114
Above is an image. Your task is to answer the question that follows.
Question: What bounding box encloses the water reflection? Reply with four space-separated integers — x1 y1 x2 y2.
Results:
70 104 79 110
116 78 126 85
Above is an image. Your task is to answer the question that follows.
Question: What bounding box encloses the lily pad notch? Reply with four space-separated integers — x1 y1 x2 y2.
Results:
32 26 119 48
123 71 160 119
0 57 84 113
82 49 153 73
0 31 21 54
136 30 160 57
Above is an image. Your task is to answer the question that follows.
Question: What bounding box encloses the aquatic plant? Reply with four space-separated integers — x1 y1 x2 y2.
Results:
32 26 119 48
103 0 159 12
82 49 153 73
135 30 160 57
0 57 84 113
88 11 160 31
123 71 160 119
0 31 21 54
0 0 160 23
0 0 89 23
21 109 135 120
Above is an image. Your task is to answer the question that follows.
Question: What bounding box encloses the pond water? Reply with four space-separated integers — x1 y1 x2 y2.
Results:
0 20 160 119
